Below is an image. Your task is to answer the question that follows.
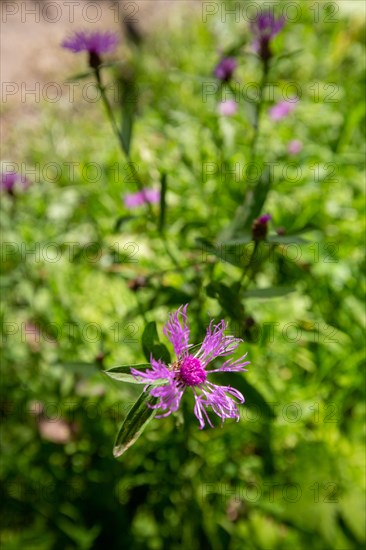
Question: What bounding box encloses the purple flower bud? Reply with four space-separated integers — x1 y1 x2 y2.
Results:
252 213 271 240
214 57 237 81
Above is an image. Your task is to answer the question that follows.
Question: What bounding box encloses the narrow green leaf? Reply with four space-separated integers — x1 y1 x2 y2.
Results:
196 238 243 269
243 287 296 299
267 235 309 244
219 166 272 241
57 362 99 377
66 71 94 82
151 344 171 365
104 364 151 384
141 322 171 364
119 77 137 156
113 390 157 458
142 322 159 361
206 281 245 321
114 215 136 231
272 49 303 63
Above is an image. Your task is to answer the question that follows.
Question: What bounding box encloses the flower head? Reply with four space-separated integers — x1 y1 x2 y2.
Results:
131 305 249 429
214 57 237 81
1 171 29 195
251 11 285 62
123 188 160 209
269 99 298 121
61 30 119 55
218 99 238 116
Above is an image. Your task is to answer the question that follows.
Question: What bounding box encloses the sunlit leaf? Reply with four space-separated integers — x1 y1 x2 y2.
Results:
113 390 157 458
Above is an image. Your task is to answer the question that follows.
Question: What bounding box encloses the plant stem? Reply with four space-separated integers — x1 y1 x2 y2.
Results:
93 67 153 215
249 59 270 182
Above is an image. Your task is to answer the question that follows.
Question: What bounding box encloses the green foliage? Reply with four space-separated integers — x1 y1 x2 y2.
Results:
1 1 365 549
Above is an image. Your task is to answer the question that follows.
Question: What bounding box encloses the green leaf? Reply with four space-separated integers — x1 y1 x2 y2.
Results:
141 322 171 364
57 362 99 377
267 235 309 244
114 215 136 231
196 237 243 269
220 166 272 241
119 77 137 156
113 390 157 458
150 344 171 365
206 281 245 321
142 321 159 360
104 364 152 384
66 71 94 82
272 49 303 64
242 287 296 299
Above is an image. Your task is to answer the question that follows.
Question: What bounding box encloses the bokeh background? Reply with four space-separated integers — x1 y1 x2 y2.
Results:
1 1 365 549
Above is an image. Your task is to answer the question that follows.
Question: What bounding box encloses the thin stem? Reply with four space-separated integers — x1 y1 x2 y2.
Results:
93 67 153 217
160 233 181 269
249 59 270 180
239 240 260 288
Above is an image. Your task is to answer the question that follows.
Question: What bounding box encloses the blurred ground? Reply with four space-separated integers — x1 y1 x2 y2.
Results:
1 0 193 83
1 0 364 153
1 0 200 146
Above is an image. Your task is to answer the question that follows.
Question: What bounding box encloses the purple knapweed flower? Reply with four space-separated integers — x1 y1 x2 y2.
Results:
252 213 272 240
1 171 29 195
251 11 285 63
131 305 249 429
218 99 238 116
61 30 119 55
287 139 303 155
269 98 298 121
214 57 237 81
123 188 160 209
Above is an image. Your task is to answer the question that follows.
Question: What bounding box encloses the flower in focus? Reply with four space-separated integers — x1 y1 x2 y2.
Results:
214 57 237 81
251 11 285 63
218 99 238 116
131 305 249 429
123 188 160 209
252 213 272 240
287 139 303 155
61 30 119 55
269 99 298 121
1 171 29 195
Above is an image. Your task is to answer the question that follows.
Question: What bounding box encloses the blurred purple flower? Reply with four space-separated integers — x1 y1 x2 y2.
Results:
214 57 237 81
288 139 303 154
251 11 285 62
1 171 29 194
61 30 119 55
269 99 298 120
131 305 249 429
258 213 272 224
218 99 238 116
123 188 160 208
